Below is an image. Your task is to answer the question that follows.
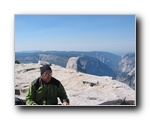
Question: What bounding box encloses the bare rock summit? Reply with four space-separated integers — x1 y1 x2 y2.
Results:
15 63 135 106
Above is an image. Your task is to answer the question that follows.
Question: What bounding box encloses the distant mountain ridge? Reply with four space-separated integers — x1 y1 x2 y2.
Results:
15 51 121 71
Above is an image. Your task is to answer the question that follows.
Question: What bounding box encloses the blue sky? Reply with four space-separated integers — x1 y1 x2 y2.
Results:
15 15 135 54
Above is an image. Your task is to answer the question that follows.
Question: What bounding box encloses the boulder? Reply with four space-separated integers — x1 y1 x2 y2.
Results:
38 60 51 66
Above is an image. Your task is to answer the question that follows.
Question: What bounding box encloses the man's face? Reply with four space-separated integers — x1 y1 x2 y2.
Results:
41 70 52 82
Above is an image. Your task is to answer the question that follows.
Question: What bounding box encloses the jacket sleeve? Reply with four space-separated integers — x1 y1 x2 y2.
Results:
26 83 38 105
57 82 69 104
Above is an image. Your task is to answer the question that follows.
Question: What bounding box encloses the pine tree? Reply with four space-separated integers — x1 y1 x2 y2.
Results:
15 60 20 64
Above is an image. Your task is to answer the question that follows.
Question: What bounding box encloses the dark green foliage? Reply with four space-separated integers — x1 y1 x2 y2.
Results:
15 60 20 64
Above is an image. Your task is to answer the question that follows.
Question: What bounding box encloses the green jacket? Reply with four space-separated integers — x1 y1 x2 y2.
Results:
26 77 69 105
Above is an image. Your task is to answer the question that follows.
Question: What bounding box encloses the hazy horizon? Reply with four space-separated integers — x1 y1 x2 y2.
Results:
15 49 135 56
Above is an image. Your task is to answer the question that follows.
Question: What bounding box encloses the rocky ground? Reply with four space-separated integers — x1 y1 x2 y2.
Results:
15 63 136 106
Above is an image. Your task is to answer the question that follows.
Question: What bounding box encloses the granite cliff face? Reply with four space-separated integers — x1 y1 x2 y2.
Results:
15 63 135 105
66 56 117 79
116 53 135 89
117 53 135 73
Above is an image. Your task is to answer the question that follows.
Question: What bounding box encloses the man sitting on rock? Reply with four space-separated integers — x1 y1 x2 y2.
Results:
26 64 69 105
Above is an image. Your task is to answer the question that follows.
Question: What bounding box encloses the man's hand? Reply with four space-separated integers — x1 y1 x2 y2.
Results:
62 101 69 105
